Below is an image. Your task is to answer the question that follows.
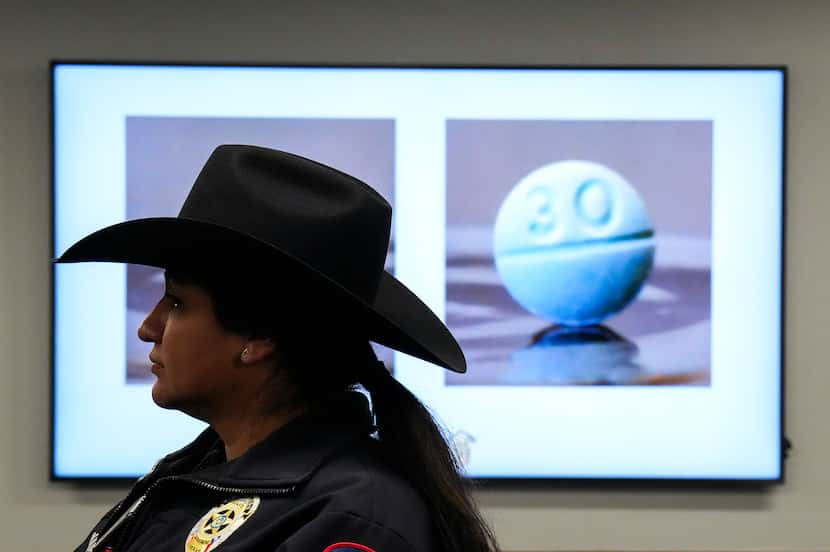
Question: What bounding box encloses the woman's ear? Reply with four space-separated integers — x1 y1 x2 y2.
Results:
239 337 276 365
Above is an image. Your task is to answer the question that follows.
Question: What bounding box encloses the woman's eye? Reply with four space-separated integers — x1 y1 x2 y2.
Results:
164 293 182 308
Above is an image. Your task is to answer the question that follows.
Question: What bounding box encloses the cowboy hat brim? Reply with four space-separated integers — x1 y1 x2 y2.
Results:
55 217 466 373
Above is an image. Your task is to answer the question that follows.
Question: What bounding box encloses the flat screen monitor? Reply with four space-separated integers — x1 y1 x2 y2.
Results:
53 62 785 481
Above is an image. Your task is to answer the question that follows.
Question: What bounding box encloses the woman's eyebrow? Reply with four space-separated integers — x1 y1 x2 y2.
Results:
163 271 178 288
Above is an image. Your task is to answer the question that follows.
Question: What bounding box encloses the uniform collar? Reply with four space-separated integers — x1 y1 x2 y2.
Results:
158 391 373 488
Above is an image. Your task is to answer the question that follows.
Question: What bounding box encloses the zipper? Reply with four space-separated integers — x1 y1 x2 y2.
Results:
83 455 167 552
87 476 296 552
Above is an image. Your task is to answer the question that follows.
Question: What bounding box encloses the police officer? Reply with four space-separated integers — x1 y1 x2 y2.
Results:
58 145 500 552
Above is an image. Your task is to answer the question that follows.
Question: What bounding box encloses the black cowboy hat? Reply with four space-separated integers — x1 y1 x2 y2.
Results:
55 145 466 373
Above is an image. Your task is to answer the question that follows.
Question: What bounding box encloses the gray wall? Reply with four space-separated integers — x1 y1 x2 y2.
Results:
0 1 826 550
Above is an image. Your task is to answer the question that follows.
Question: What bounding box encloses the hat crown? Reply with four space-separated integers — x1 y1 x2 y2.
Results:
179 145 390 301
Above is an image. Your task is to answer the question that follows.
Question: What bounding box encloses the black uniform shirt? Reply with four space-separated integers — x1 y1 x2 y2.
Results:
76 392 436 552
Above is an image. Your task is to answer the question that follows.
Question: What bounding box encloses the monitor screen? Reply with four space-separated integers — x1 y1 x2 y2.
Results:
53 63 784 480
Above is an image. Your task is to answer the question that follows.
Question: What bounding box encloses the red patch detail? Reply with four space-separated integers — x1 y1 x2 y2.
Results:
322 542 377 552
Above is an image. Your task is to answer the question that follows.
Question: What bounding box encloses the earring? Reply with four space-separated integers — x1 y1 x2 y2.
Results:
241 347 250 361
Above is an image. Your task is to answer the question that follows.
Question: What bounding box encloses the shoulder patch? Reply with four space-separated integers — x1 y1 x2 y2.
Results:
322 543 377 552
185 496 260 552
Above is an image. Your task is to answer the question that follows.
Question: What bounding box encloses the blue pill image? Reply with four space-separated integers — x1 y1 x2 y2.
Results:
493 160 655 326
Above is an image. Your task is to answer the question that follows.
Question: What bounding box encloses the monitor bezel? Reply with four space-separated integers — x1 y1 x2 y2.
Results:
50 60 787 486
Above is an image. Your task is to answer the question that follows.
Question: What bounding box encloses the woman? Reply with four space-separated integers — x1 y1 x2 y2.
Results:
58 145 500 552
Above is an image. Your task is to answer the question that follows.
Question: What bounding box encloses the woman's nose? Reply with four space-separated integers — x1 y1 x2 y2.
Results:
137 301 165 343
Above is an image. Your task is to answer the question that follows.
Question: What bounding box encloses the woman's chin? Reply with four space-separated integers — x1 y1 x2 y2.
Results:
150 382 176 410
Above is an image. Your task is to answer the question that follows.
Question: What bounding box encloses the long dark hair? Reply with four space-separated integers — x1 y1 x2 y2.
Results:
168 266 500 552
357 354 500 552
